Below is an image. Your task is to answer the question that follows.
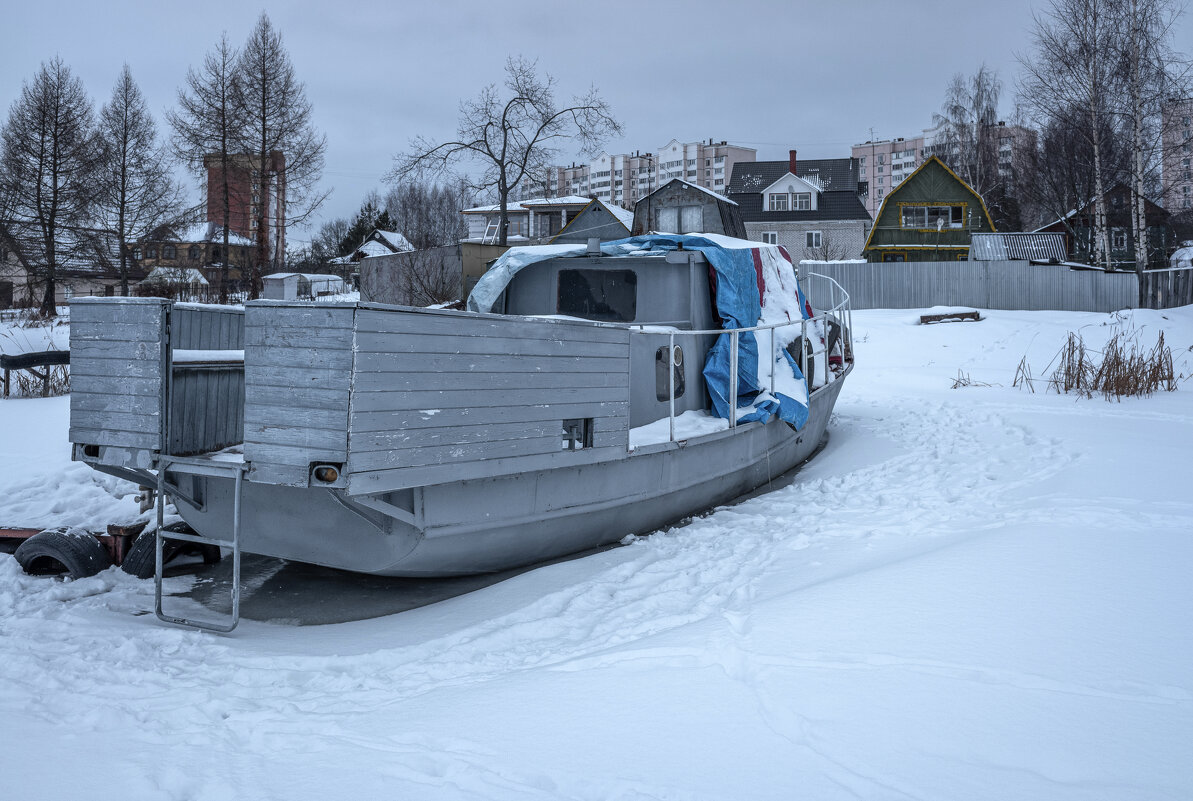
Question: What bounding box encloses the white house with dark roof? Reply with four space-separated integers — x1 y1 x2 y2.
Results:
728 150 872 260
460 196 595 243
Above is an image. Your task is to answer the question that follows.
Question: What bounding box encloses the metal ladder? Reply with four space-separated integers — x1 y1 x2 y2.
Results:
481 218 500 244
154 455 246 633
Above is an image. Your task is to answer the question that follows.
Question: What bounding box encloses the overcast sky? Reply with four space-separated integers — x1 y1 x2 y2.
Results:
4 0 1190 243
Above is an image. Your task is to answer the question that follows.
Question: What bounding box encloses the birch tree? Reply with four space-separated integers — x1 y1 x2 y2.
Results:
235 12 327 296
168 34 245 303
95 65 182 295
1117 0 1190 270
390 56 621 246
1019 0 1121 269
0 57 98 315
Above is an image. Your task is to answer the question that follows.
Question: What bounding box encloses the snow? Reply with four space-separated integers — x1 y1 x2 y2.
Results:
1171 245 1193 270
629 409 729 448
172 349 245 364
143 267 209 285
3 306 1193 799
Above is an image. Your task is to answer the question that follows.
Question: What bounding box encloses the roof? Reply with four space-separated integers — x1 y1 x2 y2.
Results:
162 222 253 247
642 178 737 206
727 158 858 195
599 201 635 227
734 191 871 223
969 233 1068 261
373 229 414 252
143 267 208 285
263 272 345 282
462 195 594 214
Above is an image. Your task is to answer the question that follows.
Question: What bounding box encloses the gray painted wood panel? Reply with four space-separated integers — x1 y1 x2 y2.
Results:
345 307 630 487
69 299 167 453
351 370 628 393
355 352 629 375
242 303 354 475
350 404 629 433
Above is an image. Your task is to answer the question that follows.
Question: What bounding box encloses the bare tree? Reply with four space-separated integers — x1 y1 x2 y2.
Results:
95 65 182 296
169 34 245 302
1019 0 1121 269
310 216 351 264
236 12 328 295
932 66 1004 200
0 57 98 316
390 56 621 246
383 178 472 250
399 248 461 306
1117 0 1191 270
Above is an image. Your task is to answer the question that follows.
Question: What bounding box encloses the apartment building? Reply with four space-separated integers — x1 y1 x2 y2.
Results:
539 139 756 207
852 136 927 219
1162 97 1193 213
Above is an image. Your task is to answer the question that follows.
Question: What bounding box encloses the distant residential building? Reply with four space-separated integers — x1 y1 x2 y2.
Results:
0 226 133 307
1035 183 1174 269
853 135 927 219
538 139 757 207
331 229 415 264
727 151 871 260
1162 97 1193 213
552 199 633 244
460 196 602 244
863 156 996 262
203 151 286 271
134 222 254 289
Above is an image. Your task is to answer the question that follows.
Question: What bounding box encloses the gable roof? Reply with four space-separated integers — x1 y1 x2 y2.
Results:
760 172 823 195
550 199 632 243
734 190 871 223
643 178 737 206
728 158 858 195
863 156 997 252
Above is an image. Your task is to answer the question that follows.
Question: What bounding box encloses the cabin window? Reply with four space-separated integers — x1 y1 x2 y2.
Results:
146 245 158 259
882 252 906 262
1112 228 1127 249
132 247 142 260
557 269 637 322
562 418 593 450
188 245 201 260
655 346 685 402
769 194 789 212
761 232 778 245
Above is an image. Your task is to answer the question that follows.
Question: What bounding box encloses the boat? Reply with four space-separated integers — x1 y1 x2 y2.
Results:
68 233 852 630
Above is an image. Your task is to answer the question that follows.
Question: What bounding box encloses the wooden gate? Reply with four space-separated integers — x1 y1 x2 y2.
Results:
1138 267 1193 310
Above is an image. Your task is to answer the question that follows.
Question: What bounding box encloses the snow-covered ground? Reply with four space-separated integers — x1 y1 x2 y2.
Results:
2 307 1192 800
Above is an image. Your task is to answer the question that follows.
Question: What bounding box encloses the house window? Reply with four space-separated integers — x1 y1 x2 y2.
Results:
793 193 811 210
162 245 177 260
1112 228 1127 249
132 247 142 260
769 194 789 211
188 245 201 260
761 232 779 245
860 156 866 166
806 231 822 249
900 205 964 229
146 245 158 259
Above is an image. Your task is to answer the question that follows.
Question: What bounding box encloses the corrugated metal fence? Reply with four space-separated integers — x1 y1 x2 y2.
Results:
799 260 1179 312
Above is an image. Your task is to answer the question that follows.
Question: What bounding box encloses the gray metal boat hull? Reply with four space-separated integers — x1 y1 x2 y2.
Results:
170 377 845 577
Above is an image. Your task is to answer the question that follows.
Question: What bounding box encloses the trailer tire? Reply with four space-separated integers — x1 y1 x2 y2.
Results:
120 532 163 579
15 528 112 579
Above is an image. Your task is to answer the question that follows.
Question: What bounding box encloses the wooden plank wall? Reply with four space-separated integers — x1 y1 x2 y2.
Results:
347 307 631 492
242 303 355 486
69 298 168 450
167 304 246 456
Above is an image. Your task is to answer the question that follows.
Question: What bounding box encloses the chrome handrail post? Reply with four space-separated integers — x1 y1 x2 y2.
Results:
668 331 676 443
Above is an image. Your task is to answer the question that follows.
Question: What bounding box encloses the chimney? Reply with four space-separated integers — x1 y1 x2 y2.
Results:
789 149 798 175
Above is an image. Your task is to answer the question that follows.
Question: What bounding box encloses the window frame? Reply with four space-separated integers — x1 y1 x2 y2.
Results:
769 193 789 212
806 231 822 249
793 192 811 211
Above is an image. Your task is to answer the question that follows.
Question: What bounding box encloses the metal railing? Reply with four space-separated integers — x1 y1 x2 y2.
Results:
629 272 852 444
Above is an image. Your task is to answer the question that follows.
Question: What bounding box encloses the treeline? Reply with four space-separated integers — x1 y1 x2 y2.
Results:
0 12 325 314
